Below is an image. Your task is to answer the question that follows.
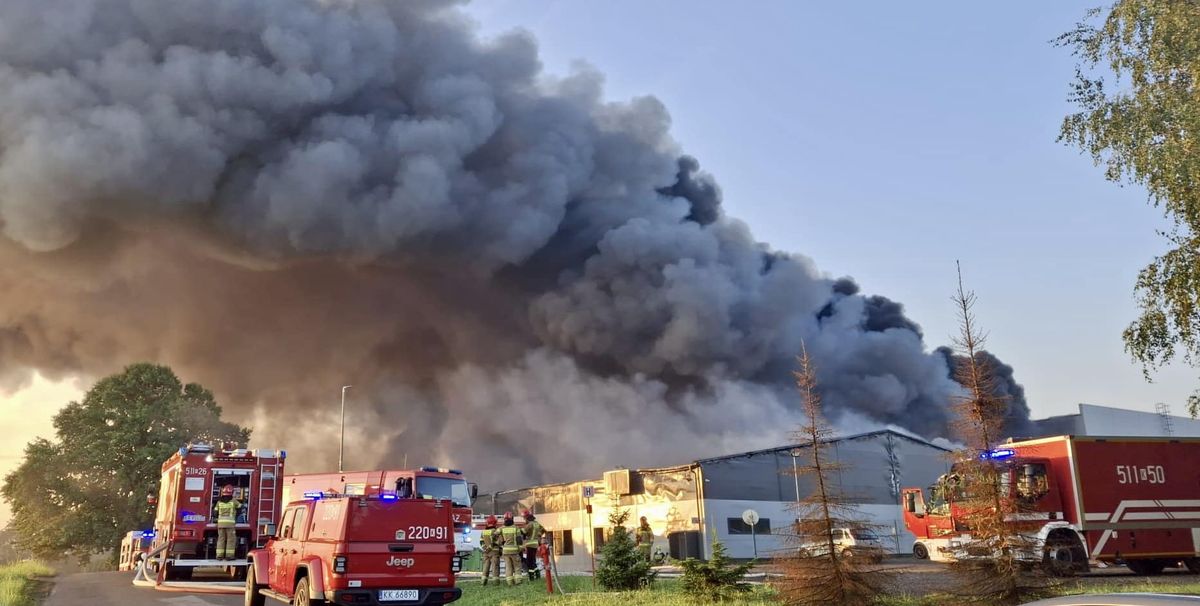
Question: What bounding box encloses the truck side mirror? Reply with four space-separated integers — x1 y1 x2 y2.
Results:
469 483 479 500
260 523 277 538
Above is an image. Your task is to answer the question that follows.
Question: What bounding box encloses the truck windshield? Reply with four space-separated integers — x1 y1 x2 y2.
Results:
414 477 470 507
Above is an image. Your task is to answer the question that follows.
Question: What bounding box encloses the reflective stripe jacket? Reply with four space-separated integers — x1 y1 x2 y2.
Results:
524 520 545 548
499 525 524 555
481 528 501 553
213 499 241 527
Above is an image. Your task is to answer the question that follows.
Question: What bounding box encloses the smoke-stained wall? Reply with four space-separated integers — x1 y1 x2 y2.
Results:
0 0 1027 490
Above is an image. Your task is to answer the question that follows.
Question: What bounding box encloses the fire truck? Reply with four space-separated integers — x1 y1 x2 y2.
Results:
147 443 287 581
118 530 153 571
282 468 478 566
902 435 1200 575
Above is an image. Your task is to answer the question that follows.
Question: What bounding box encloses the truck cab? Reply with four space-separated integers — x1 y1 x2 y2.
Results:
246 493 461 606
902 452 1066 563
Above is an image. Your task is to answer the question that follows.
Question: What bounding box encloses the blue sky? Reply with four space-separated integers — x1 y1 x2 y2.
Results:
463 0 1194 418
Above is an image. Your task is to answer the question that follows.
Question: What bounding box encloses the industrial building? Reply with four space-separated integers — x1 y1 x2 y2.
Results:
477 403 1199 568
477 429 952 569
1028 403 1200 438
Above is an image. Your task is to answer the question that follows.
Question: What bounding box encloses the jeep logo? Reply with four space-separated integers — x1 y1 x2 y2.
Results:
385 557 415 568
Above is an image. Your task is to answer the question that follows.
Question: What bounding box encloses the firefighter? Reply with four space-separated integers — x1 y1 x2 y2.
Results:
213 485 242 560
635 516 654 562
522 509 545 580
498 512 525 586
480 515 501 586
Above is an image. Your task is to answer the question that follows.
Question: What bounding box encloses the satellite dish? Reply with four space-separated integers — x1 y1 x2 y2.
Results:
742 509 760 526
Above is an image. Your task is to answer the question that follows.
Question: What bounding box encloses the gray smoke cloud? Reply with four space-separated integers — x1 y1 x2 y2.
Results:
934 347 1034 437
0 0 1029 489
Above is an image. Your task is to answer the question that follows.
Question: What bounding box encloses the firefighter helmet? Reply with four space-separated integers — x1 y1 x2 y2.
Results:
485 515 498 528
221 485 234 497
503 512 514 521
522 509 533 518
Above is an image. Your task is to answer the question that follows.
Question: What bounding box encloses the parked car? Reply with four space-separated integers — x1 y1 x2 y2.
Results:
796 527 884 562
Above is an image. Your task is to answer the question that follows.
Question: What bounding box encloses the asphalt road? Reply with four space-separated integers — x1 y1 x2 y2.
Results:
44 572 242 606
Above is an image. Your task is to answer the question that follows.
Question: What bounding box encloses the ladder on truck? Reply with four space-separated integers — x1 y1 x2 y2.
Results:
256 460 279 548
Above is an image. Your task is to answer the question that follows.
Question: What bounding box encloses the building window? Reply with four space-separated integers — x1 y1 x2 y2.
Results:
593 527 607 550
726 517 770 535
553 530 574 556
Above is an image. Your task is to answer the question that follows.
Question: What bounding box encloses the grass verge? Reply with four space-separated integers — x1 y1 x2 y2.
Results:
0 560 55 606
455 576 778 606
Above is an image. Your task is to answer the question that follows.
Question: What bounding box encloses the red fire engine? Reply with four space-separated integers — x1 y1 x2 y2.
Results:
902 435 1200 575
119 530 153 571
282 468 478 564
147 443 287 581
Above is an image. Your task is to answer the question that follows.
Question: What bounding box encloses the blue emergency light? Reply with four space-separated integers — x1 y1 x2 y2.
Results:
980 448 1016 460
303 491 325 500
379 492 399 501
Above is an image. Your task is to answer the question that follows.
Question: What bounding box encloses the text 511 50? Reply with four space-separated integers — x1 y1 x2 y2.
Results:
1116 465 1165 485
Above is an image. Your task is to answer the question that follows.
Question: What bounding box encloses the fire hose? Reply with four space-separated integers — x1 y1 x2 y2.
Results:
541 538 566 594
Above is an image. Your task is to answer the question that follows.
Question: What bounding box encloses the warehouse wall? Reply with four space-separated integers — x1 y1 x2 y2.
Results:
477 431 950 568
697 432 949 558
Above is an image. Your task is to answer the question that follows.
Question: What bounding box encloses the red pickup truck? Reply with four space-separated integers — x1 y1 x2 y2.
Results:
246 493 462 606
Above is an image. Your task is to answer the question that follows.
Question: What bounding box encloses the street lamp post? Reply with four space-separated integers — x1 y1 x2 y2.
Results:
339 385 352 473
789 448 803 502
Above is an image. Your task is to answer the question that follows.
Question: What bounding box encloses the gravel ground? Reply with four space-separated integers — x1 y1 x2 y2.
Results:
869 558 1200 597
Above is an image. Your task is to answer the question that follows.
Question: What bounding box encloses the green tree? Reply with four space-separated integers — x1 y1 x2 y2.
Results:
595 508 655 591
2 363 248 562
680 537 752 603
1058 1 1200 417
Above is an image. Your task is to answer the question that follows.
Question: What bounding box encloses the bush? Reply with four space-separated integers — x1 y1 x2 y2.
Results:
680 538 752 602
596 509 656 591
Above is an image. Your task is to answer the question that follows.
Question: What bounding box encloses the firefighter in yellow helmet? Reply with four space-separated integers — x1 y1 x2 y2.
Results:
635 516 654 562
498 512 525 585
480 515 501 586
212 485 242 560
522 509 546 580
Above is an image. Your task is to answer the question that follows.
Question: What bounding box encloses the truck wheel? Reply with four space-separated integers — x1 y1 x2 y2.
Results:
913 543 929 560
1043 534 1087 577
294 576 325 606
244 565 265 606
1126 559 1166 576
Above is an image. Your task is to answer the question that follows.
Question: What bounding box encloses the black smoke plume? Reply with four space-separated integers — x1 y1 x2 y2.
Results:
0 0 1029 488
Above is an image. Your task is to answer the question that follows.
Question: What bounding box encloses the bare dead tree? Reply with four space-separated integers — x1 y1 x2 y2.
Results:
945 263 1053 604
776 344 888 606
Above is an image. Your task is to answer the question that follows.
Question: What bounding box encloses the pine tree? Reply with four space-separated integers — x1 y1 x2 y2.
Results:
680 537 753 602
946 264 1054 604
776 344 888 606
595 509 655 590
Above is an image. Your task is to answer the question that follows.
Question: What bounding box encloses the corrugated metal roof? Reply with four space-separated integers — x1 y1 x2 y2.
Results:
692 428 950 464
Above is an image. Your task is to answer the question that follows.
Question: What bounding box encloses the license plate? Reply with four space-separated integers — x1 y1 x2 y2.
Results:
379 589 419 601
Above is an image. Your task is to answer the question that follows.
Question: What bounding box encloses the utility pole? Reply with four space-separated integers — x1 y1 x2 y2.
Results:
789 448 803 502
339 385 352 473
